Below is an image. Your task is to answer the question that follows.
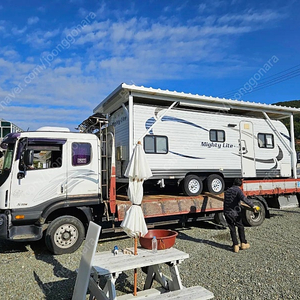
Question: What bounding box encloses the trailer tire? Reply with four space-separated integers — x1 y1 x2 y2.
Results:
45 216 85 255
183 175 203 196
242 200 266 227
206 174 225 195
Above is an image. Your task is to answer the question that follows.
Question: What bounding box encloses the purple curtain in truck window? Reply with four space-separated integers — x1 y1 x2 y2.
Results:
72 143 91 166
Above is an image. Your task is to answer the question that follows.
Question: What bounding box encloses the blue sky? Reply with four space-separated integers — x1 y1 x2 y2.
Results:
0 0 299 131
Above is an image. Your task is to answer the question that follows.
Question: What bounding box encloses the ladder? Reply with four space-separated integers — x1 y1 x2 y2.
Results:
100 125 109 201
77 113 111 201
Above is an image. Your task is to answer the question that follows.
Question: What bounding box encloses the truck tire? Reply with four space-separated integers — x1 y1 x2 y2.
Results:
45 216 85 255
183 175 203 196
206 174 225 195
242 200 266 227
214 212 228 227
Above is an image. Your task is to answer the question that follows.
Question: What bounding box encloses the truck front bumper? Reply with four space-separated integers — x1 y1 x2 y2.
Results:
0 213 42 242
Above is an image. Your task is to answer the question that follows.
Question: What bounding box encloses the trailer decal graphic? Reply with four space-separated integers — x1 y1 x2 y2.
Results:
233 146 283 167
161 116 209 132
169 151 205 160
280 132 291 141
145 116 209 134
145 117 156 134
276 146 283 161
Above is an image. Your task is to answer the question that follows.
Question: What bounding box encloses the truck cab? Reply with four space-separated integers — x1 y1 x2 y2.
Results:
0 128 102 254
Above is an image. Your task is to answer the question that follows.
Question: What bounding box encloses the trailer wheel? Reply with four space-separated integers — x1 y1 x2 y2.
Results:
206 174 225 195
45 216 85 255
183 175 203 196
242 200 266 227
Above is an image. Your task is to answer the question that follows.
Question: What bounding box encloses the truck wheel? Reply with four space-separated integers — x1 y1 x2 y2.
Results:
242 200 266 227
183 175 203 196
206 174 225 194
214 212 228 227
45 216 85 255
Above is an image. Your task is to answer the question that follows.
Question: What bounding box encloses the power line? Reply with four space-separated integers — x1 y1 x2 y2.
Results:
221 68 300 98
219 63 300 99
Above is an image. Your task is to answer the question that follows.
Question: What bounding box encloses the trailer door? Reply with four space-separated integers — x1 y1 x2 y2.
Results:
239 121 256 177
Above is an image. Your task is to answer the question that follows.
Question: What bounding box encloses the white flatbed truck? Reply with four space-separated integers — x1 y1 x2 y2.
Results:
0 85 299 254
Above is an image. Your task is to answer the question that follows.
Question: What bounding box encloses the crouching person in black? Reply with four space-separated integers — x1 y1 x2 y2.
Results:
224 178 257 253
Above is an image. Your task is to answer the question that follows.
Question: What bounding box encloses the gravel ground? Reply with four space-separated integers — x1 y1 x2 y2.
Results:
1 207 300 300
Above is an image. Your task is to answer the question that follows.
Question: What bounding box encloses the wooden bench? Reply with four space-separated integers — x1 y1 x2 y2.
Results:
88 247 214 300
117 286 214 300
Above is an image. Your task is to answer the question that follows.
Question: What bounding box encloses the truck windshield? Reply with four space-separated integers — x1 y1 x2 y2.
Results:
0 143 15 187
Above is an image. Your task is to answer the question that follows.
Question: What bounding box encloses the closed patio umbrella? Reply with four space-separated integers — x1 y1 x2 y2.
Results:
120 141 152 296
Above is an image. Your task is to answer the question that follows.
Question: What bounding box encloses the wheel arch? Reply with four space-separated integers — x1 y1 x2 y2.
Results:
250 195 270 218
44 206 92 232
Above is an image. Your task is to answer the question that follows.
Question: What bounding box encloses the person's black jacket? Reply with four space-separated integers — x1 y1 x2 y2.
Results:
224 185 254 217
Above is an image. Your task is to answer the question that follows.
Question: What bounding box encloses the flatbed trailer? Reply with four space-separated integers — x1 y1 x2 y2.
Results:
243 178 300 196
116 193 224 221
109 178 300 231
243 178 300 209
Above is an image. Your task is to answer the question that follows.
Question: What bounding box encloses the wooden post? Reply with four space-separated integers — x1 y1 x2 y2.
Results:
134 237 138 296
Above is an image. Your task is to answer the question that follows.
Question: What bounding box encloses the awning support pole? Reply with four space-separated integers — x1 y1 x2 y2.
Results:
128 93 134 158
138 101 178 142
289 114 297 179
263 112 297 179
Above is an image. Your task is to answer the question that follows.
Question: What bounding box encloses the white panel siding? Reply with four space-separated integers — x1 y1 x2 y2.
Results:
109 107 129 177
131 104 291 179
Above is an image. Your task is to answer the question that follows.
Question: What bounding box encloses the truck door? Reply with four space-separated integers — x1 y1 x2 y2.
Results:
9 139 67 209
66 138 100 200
239 121 256 177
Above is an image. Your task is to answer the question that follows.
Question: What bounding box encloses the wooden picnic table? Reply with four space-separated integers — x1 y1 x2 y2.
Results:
88 247 214 300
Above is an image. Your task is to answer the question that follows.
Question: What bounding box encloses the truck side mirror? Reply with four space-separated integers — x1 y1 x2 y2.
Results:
23 149 34 166
17 172 25 179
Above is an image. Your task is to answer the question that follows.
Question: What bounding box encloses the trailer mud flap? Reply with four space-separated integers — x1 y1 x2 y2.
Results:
277 195 299 209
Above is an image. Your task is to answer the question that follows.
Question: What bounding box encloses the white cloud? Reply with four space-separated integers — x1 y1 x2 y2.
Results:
0 5 288 130
1 48 20 61
37 6 46 13
12 26 27 35
28 16 40 25
25 29 60 48
217 10 285 25
198 3 207 14
44 29 60 39
1 105 88 131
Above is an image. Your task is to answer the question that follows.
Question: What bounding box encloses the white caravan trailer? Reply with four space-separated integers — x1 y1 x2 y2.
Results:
94 83 299 196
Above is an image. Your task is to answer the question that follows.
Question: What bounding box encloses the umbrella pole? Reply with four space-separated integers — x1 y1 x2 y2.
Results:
134 237 138 296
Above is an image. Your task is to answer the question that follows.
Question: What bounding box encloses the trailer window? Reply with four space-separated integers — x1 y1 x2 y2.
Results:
210 130 225 142
144 135 168 154
72 143 91 166
258 133 274 148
